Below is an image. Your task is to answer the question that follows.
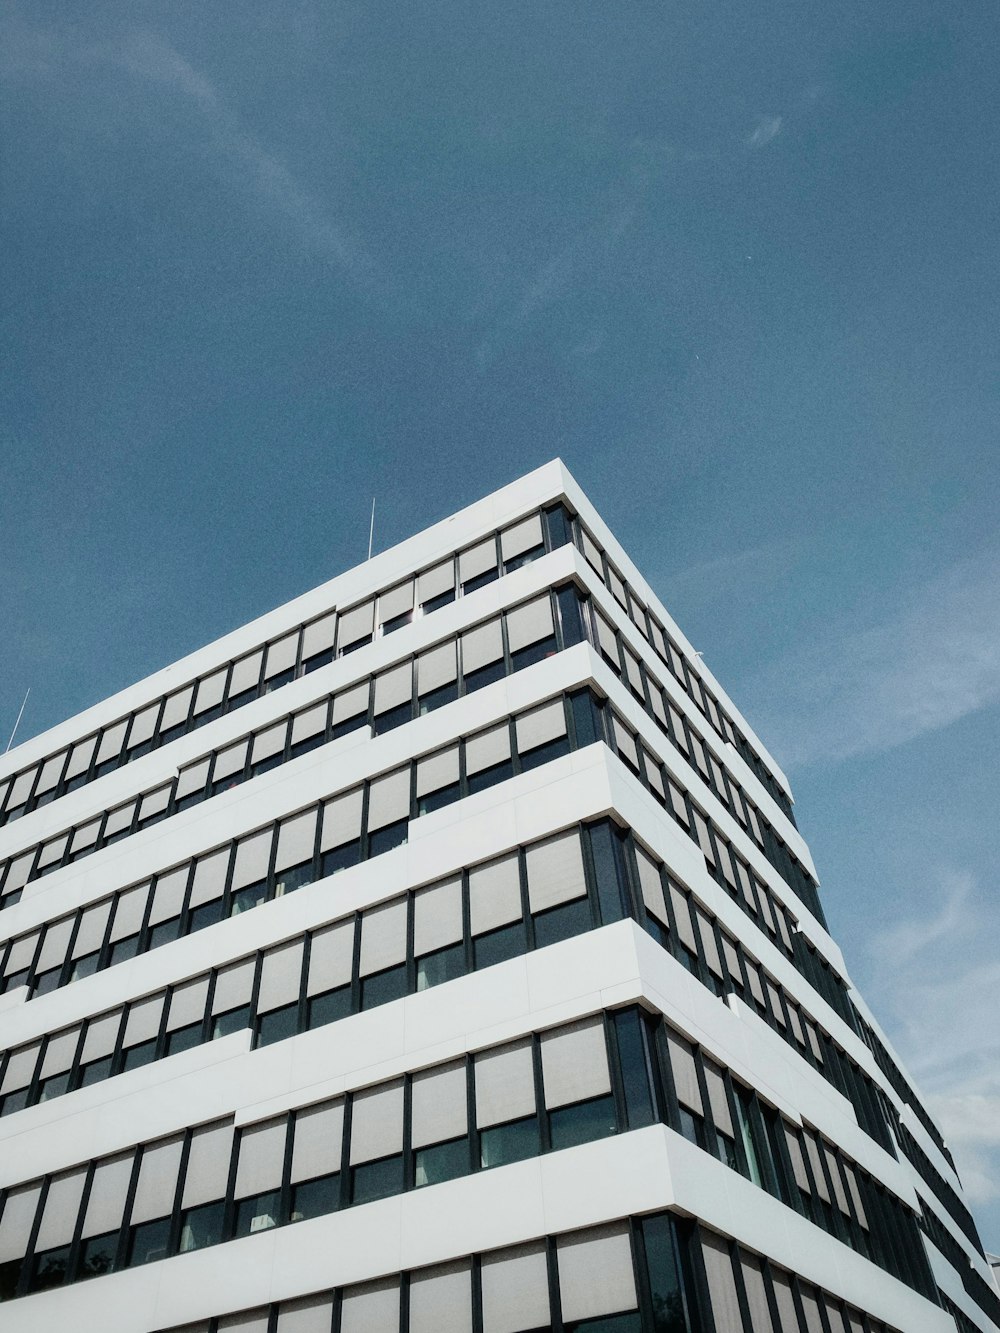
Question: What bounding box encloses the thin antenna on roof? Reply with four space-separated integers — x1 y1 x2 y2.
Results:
367 497 376 561
5 688 30 754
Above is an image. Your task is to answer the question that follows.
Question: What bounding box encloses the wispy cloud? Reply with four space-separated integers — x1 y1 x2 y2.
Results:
94 31 367 276
476 206 634 367
742 551 1000 768
862 869 1000 1223
662 537 799 611
746 115 783 149
2 21 368 281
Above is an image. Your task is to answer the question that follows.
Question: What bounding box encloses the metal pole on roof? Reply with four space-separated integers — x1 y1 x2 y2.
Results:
4 688 30 754
367 497 376 561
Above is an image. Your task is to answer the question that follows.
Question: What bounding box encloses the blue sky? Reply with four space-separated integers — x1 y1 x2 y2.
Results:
2 1 998 1250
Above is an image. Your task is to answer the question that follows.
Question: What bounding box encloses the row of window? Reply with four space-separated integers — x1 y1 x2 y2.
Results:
587 597 822 928
0 673 804 1012
0 507 571 830
696 1227 901 1333
0 690 874 1151
150 1211 905 1333
852 1009 953 1169
0 1002 931 1306
0 496 794 871
0 808 894 1214
571 513 794 821
917 1195 1000 1328
0 679 909 1222
630 839 894 1157
0 821 627 1115
578 690 847 1013
0 585 578 908
0 566 804 963
887 1108 984 1258
0 688 585 1001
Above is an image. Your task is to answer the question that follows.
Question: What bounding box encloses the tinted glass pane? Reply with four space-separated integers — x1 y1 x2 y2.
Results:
479 1117 539 1169
308 986 353 1029
290 733 325 761
167 1022 202 1056
79 1055 113 1087
589 823 627 925
423 588 455 613
419 682 458 714
189 899 225 933
382 610 413 635
1 1088 30 1116
474 921 524 970
235 1190 281 1237
462 569 498 594
122 1039 157 1072
368 821 408 858
549 1095 617 1151
213 1006 251 1040
519 735 570 772
614 1011 655 1130
466 760 513 795
414 1137 469 1188
322 841 361 876
532 896 591 949
179 1201 224 1252
511 637 558 672
332 716 366 740
639 1215 689 1333
372 702 412 736
556 585 586 645
128 1217 171 1267
0 1258 23 1301
545 505 572 549
302 649 334 674
149 917 181 950
29 1245 70 1292
570 689 602 747
111 934 140 965
416 943 465 991
361 965 407 1011
38 1072 71 1103
276 862 314 895
463 660 504 694
230 882 268 916
291 1173 340 1222
258 1003 299 1048
417 782 461 816
71 952 100 982
78 1231 118 1280
351 1155 403 1205
568 1314 641 1333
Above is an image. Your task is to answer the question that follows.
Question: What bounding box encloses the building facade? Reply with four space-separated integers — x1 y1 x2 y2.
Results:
0 460 996 1333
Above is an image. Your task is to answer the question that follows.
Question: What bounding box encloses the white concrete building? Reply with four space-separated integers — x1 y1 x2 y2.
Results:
0 460 996 1333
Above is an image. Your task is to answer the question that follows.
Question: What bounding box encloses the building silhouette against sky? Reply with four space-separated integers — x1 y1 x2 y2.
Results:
0 461 996 1333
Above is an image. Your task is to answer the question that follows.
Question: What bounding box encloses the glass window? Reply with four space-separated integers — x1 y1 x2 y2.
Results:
549 1095 617 1151
127 1217 171 1267
307 986 352 1030
479 1116 539 1169
234 1190 282 1237
77 1230 119 1281
257 1002 299 1048
415 1136 469 1188
178 1201 225 1253
290 1174 340 1222
473 920 524 970
416 942 465 991
350 1154 403 1205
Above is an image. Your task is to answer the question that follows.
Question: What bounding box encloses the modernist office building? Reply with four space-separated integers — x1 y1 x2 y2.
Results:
0 462 996 1333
